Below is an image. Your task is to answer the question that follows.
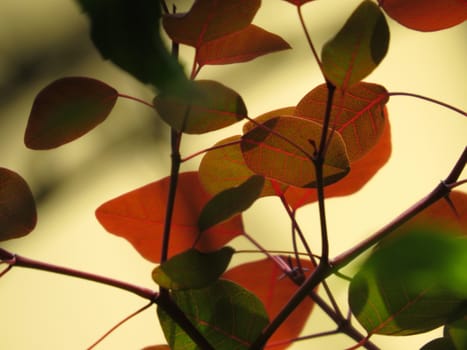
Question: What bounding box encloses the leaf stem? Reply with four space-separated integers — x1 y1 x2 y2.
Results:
388 92 467 117
117 93 155 109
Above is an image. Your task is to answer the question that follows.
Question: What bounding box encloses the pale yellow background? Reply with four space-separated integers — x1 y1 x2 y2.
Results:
0 1 466 349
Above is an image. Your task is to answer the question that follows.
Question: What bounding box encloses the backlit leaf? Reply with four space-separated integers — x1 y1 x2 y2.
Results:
349 229 467 336
157 279 269 350
241 116 350 188
76 0 188 93
295 82 389 161
321 1 389 90
446 315 467 350
0 168 37 241
163 0 261 47
381 0 467 32
152 247 234 290
154 80 247 134
223 256 315 349
95 172 244 263
284 107 392 210
198 176 264 232
242 107 296 134
25 77 117 149
197 24 291 66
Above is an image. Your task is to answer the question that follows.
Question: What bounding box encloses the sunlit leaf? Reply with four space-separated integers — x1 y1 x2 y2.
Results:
241 116 350 188
152 247 234 290
242 107 296 134
197 24 290 66
163 0 261 47
295 82 389 161
0 168 37 241
157 279 269 350
381 0 467 32
25 77 117 149
199 176 264 232
284 107 391 210
321 1 389 89
154 80 247 134
223 256 315 349
95 172 244 263
349 229 467 336
420 337 456 350
76 0 188 93
446 315 467 350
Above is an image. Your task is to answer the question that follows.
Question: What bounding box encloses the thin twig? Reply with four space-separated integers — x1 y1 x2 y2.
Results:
388 92 466 117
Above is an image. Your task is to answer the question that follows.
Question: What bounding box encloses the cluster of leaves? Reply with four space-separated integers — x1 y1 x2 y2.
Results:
1 0 466 349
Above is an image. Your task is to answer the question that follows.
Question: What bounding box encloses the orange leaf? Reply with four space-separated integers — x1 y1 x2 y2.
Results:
295 82 389 161
197 24 290 66
223 256 315 349
95 172 244 263
163 0 260 48
285 115 391 210
381 0 467 32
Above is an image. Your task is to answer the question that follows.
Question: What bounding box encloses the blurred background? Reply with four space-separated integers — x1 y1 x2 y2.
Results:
1 0 465 349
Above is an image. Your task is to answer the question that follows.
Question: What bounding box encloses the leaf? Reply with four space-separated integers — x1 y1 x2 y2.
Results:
420 337 456 350
95 172 244 263
283 0 317 6
223 256 315 349
381 0 467 32
197 24 291 66
349 229 467 336
163 0 261 47
446 315 467 350
0 168 37 241
321 1 389 90
284 106 392 210
25 77 118 149
242 106 296 134
241 116 350 188
198 176 264 232
152 247 234 290
154 80 247 134
141 346 171 350
157 279 269 350
295 82 389 161
75 0 188 93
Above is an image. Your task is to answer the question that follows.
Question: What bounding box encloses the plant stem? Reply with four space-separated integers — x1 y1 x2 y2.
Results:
117 93 155 109
388 92 467 116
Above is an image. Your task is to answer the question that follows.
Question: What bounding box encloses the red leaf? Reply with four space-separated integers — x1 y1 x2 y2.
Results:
197 24 290 66
0 168 37 241
295 82 389 161
282 0 317 6
285 115 391 210
381 0 467 32
163 0 260 48
95 172 244 263
223 256 315 349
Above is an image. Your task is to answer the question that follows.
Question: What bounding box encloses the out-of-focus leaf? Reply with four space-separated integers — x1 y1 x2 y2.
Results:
284 107 391 210
321 1 389 90
446 315 467 350
349 229 467 336
163 0 261 47
152 247 234 290
154 80 247 134
223 256 315 349
0 168 37 241
197 24 290 66
241 116 350 188
95 172 244 263
25 77 117 149
198 176 264 232
295 82 389 161
141 346 171 350
157 279 269 350
381 0 467 32
75 0 188 93
283 0 317 6
420 337 456 350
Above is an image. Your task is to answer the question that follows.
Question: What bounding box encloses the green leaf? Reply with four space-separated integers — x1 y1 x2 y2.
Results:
349 228 467 336
420 337 456 350
75 0 188 93
152 247 235 290
321 0 389 90
25 77 117 149
154 80 247 134
198 176 264 232
157 279 269 350
0 168 37 241
446 315 467 350
241 116 350 188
